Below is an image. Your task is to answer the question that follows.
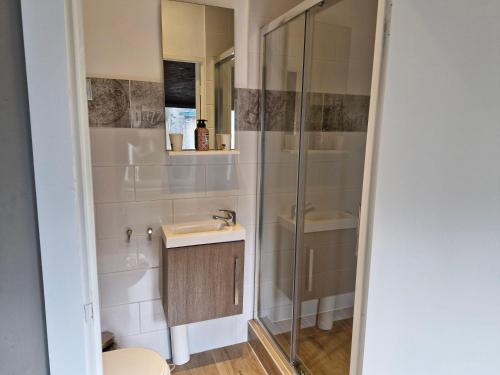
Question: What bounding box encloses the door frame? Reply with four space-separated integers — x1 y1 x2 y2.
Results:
20 0 102 374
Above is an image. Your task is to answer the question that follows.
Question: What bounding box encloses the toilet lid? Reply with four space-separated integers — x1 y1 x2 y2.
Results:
103 348 170 375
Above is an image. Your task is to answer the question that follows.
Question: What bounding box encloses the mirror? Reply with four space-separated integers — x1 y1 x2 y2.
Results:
161 0 235 151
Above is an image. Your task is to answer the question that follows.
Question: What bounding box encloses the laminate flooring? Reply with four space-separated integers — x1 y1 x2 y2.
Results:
173 343 267 375
275 319 353 375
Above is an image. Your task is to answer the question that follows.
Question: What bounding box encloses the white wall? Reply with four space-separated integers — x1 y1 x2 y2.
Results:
83 0 246 86
162 1 205 61
310 0 378 95
83 0 163 82
361 2 500 374
1 0 49 372
82 0 301 89
246 0 304 89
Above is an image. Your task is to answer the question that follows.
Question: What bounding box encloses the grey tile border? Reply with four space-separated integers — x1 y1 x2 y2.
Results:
243 88 370 133
323 93 370 132
305 92 324 131
87 80 369 133
263 90 298 131
322 93 349 131
235 88 260 131
130 81 165 129
87 78 131 128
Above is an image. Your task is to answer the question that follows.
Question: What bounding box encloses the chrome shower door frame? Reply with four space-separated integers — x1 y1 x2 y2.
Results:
256 0 322 368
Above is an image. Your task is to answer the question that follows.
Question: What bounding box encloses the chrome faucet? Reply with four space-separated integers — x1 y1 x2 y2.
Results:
213 209 237 226
290 202 315 219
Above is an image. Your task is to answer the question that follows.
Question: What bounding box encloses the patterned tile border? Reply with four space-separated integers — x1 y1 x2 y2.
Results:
87 78 164 128
236 88 370 132
234 88 260 131
87 78 131 128
87 79 369 132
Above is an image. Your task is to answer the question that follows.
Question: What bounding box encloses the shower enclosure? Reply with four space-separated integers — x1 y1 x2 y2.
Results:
256 0 378 373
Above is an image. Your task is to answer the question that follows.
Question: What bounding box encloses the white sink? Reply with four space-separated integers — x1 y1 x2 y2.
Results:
278 210 357 233
162 220 246 248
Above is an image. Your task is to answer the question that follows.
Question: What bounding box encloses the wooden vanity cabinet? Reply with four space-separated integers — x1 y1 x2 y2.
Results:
276 229 357 301
162 240 244 327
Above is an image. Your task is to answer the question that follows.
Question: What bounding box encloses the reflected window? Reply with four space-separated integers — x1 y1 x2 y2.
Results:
164 60 199 149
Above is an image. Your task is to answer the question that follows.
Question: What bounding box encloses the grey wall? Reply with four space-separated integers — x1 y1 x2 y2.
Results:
0 0 49 374
362 1 500 375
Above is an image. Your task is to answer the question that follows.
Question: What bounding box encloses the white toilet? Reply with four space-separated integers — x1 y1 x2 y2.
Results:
103 348 171 375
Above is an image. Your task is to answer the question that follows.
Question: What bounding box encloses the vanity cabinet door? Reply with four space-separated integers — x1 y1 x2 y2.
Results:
163 240 244 327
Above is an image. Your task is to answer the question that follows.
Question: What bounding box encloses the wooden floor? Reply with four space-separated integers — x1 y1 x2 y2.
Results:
173 343 267 375
276 319 353 375
173 319 352 374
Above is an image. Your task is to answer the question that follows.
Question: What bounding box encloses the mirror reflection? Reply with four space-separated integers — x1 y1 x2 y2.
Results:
161 0 235 151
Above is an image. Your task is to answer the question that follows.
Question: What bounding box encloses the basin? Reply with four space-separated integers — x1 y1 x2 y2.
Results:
166 220 225 234
278 210 357 233
162 220 246 248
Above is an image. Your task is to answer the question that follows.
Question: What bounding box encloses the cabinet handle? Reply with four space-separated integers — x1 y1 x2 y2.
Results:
307 248 314 292
234 257 240 305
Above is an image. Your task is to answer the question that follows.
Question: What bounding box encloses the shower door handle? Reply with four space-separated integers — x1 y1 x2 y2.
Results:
307 248 314 292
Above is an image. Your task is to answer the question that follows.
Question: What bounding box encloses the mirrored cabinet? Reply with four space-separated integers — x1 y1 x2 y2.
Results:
161 1 237 155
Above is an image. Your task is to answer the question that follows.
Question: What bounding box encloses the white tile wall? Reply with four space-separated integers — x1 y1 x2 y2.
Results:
172 196 237 223
95 200 173 240
187 315 242 354
137 235 160 269
96 238 138 273
236 195 257 227
237 131 258 164
205 163 257 196
135 165 206 200
258 130 367 322
92 166 135 203
101 304 141 337
99 268 161 307
139 300 167 333
115 329 171 359
91 128 258 358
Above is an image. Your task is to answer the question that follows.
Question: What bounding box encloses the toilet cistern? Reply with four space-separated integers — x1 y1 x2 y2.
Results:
212 209 236 226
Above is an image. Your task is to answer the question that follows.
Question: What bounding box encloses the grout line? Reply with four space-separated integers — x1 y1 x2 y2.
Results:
138 302 143 333
101 298 159 310
101 298 163 311
114 327 169 340
98 266 160 276
133 165 137 202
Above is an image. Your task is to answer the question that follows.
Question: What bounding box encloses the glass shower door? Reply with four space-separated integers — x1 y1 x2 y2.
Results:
258 0 377 372
257 13 306 358
295 0 377 373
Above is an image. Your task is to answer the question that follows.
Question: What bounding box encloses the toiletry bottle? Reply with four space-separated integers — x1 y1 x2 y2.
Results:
195 119 209 151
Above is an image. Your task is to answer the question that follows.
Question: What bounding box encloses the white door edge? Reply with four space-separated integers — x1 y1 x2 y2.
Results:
349 0 391 374
20 0 102 374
